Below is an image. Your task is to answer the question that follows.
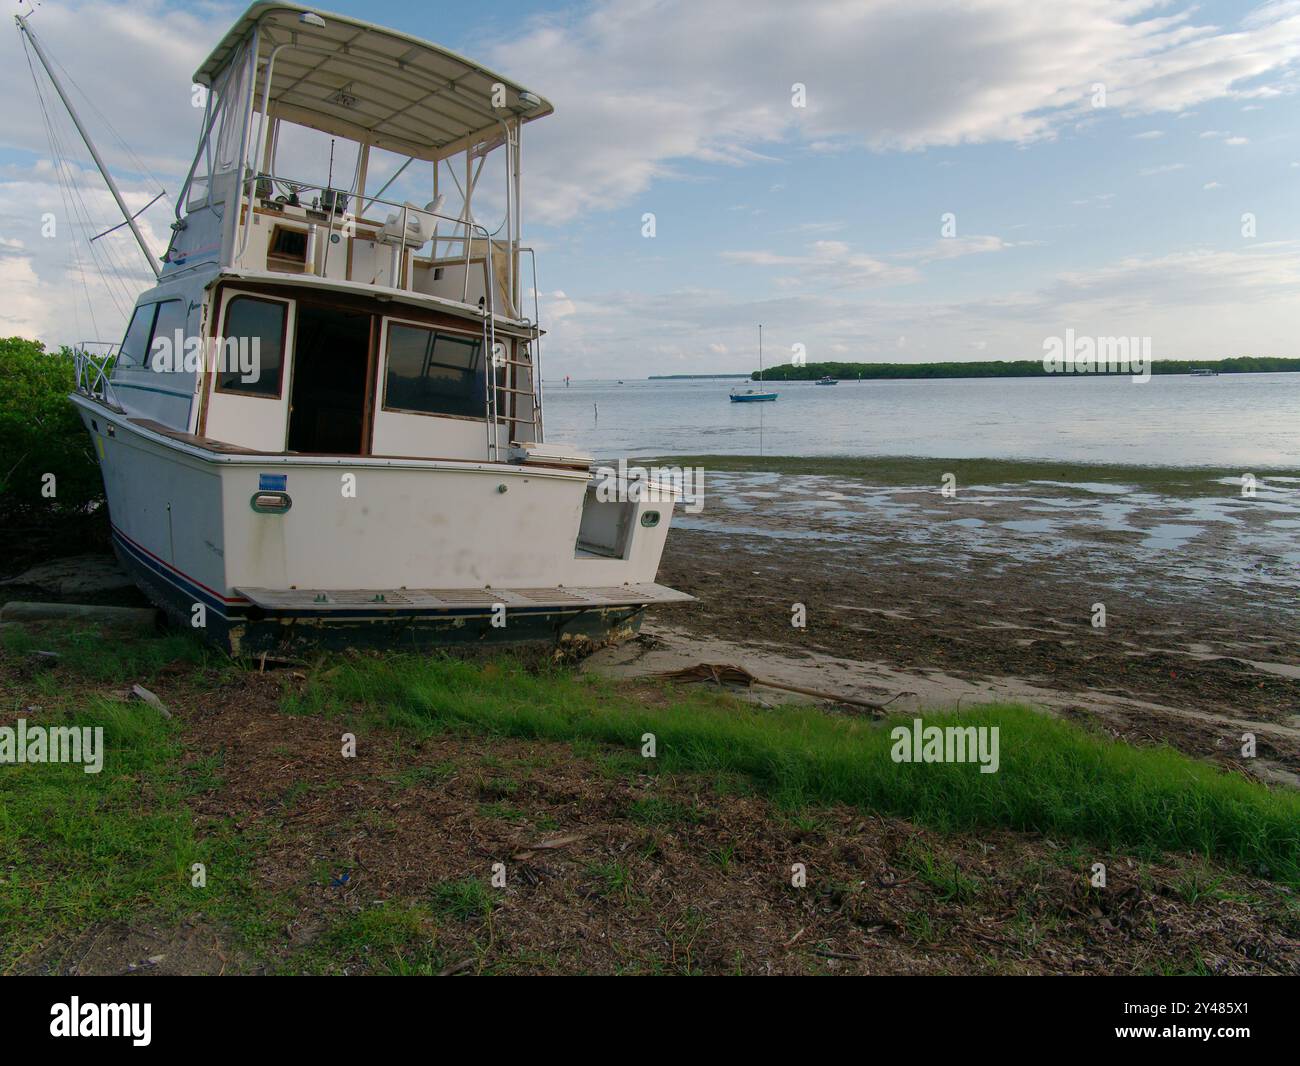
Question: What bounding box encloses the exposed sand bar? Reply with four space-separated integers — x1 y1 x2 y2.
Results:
604 455 1300 785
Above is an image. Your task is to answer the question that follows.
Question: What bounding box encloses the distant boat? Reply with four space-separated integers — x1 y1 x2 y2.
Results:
1189 368 1218 377
731 324 778 402
730 385 778 402
815 375 837 386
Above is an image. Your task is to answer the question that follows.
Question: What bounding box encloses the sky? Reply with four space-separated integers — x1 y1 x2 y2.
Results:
2 0 1299 378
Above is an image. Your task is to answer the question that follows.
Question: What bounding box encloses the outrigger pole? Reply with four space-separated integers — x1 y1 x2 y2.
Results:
16 13 161 279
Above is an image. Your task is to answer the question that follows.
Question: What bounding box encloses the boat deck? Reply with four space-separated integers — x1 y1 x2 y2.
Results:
236 582 693 614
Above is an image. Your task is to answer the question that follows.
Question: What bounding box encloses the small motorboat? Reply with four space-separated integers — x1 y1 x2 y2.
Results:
815 375 837 385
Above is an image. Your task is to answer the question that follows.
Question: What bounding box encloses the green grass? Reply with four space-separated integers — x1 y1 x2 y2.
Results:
287 654 1300 886
289 901 442 975
625 797 701 827
641 454 1300 498
430 877 496 923
1 620 211 682
0 696 247 972
5 621 1299 973
897 842 985 903
585 860 635 899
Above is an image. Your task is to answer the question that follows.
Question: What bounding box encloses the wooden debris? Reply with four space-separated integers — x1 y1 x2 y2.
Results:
512 832 587 861
656 662 907 714
131 684 172 719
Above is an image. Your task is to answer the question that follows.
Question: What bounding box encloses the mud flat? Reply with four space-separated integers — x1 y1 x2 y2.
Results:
623 455 1300 785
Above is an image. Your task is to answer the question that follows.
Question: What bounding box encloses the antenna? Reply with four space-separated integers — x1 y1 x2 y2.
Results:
15 12 161 279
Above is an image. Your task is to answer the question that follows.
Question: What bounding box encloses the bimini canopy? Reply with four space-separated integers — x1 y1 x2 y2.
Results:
193 3 553 162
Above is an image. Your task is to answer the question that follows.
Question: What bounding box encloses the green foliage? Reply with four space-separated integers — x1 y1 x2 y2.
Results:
289 654 1300 887
0 337 103 516
755 356 1300 381
0 698 195 972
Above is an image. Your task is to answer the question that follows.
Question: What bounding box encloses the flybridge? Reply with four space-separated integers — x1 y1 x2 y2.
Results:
171 2 546 325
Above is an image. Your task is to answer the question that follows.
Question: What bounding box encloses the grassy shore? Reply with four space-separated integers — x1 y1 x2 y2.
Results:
3 620 1300 973
642 454 1300 497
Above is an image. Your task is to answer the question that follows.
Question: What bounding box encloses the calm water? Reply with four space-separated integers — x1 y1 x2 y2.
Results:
543 373 1300 467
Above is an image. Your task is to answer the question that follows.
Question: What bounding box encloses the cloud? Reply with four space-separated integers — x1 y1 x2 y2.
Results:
0 158 166 342
721 239 921 289
490 0 1300 220
1138 163 1187 175
541 245 1300 374
896 235 1018 263
2 2 226 177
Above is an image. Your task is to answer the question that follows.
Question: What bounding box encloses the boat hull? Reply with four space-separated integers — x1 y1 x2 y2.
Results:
729 393 778 402
75 397 689 654
110 525 654 654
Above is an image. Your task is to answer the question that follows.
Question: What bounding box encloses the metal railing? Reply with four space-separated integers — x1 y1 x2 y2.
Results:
236 172 506 306
228 174 560 462
521 246 544 441
73 342 120 406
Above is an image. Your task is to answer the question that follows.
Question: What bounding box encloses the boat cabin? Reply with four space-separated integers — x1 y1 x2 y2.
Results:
109 2 554 466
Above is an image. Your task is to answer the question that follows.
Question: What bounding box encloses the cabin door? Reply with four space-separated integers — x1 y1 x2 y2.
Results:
286 305 373 455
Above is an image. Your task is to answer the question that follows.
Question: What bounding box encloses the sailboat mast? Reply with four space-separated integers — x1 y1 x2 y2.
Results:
758 324 763 383
16 13 161 279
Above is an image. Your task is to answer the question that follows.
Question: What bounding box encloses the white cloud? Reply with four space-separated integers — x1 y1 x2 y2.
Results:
490 0 1300 220
540 245 1300 375
2 2 227 177
721 239 921 289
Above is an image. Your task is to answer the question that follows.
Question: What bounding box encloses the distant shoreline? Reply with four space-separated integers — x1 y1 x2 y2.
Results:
746 357 1300 381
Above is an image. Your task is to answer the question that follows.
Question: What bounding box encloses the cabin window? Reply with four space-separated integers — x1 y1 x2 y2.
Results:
267 225 308 271
116 303 158 370
217 295 287 398
383 322 484 418
147 300 188 369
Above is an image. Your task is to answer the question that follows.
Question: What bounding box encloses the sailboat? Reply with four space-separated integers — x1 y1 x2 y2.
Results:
20 3 690 654
729 325 778 402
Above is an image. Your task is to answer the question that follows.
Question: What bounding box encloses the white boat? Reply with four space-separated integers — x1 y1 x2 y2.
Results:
20 3 690 654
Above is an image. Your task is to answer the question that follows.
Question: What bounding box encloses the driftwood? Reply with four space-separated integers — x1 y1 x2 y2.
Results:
131 684 172 719
656 662 909 714
1 600 157 630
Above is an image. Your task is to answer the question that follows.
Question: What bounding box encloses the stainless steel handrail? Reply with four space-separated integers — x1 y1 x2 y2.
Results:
73 343 120 406
235 172 501 304
520 246 544 442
